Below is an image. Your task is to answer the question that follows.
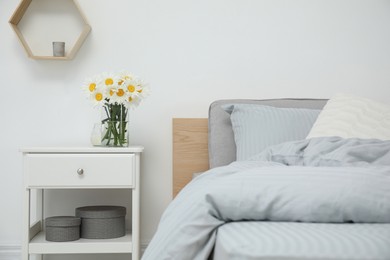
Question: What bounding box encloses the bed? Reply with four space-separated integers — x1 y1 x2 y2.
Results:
143 96 390 260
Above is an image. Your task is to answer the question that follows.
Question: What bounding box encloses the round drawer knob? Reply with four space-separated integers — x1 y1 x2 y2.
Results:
77 168 84 175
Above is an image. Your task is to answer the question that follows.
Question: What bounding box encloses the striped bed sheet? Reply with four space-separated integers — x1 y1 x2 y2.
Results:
213 221 390 260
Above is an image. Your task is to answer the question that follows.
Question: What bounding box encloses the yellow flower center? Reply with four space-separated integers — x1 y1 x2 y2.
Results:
89 83 96 92
95 93 103 101
127 85 135 92
128 97 133 102
109 89 114 96
118 80 124 85
137 89 143 93
117 89 125 97
105 78 114 86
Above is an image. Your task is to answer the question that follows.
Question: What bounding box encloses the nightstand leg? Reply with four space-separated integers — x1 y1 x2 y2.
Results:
132 187 140 259
37 189 44 260
132 153 141 260
22 189 30 260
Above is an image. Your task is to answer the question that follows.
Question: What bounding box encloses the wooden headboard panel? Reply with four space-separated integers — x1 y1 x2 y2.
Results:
172 118 209 197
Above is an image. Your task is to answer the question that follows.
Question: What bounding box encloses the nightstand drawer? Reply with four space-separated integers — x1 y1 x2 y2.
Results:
25 154 135 188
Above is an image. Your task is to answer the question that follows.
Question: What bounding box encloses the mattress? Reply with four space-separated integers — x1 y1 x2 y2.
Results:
213 221 390 260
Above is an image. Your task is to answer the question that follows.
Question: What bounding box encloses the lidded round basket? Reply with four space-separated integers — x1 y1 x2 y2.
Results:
75 205 126 239
45 216 81 242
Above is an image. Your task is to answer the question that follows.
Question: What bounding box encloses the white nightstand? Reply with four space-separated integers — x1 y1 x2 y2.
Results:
20 146 143 260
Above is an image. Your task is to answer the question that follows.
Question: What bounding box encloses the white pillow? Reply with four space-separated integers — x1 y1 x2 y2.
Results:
307 94 390 140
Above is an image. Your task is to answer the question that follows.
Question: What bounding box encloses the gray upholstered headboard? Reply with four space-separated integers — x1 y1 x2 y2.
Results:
208 99 328 168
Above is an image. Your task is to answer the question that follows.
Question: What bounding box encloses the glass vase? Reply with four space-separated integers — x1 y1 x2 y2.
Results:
100 103 129 147
90 123 102 146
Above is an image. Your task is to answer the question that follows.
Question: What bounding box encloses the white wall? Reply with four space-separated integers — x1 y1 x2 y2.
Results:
1 0 390 258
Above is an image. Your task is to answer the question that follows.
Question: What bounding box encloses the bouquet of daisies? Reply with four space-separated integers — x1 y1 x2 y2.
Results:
83 71 149 146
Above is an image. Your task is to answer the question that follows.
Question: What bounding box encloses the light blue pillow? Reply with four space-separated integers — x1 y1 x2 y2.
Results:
223 104 321 161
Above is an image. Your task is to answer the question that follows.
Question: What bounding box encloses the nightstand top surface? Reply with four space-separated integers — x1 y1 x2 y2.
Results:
20 146 144 153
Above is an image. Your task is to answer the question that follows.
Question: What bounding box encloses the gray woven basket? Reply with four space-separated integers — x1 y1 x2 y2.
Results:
45 216 81 242
76 205 126 239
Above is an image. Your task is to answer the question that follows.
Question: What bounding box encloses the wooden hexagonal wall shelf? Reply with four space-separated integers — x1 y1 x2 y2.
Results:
9 0 91 60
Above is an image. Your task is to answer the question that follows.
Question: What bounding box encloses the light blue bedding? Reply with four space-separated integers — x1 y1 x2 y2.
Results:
142 137 390 260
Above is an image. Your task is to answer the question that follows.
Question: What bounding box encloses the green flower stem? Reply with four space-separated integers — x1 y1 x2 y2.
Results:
101 103 128 147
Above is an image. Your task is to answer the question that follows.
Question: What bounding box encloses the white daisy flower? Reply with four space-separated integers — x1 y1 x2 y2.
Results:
89 88 105 106
125 95 142 109
109 85 127 105
135 80 150 100
101 73 119 94
118 70 135 82
125 82 140 106
101 72 119 88
82 75 101 96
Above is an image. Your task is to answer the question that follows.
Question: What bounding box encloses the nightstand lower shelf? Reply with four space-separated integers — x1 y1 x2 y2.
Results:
29 230 133 254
